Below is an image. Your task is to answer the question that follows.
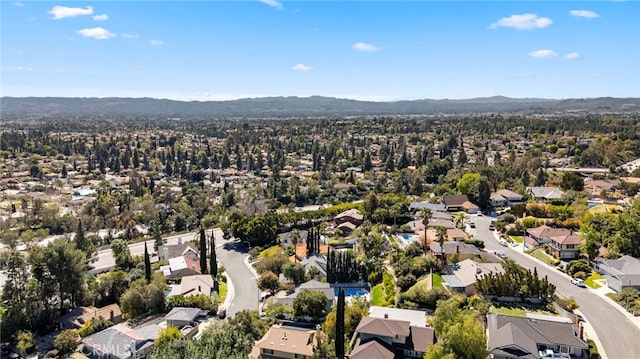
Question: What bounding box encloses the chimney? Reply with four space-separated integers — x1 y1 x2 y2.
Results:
110 310 114 322
574 315 579 326
198 285 201 293
456 244 460 254
384 313 388 319
579 324 584 340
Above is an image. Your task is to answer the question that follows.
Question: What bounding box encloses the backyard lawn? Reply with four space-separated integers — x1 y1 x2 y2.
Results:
585 272 603 289
529 248 556 265
371 284 385 306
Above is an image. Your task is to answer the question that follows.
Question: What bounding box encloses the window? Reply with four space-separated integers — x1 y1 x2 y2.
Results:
262 349 274 354
567 244 575 249
560 346 569 353
295 355 306 359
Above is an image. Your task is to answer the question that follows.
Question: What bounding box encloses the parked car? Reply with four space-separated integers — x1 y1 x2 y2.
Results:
495 251 507 259
468 221 476 228
489 224 495 231
498 238 508 246
217 308 227 319
571 278 586 287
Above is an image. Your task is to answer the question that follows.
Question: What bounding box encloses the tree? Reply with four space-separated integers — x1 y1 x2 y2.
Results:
257 271 280 295
210 231 218 286
436 226 448 261
560 172 585 192
54 329 79 355
155 325 182 349
534 168 547 187
111 238 134 270
15 330 36 357
199 227 208 274
335 289 345 359
31 239 87 313
144 242 152 283
293 289 328 321
426 297 488 359
421 208 432 252
153 218 163 251
75 220 93 259
282 262 306 285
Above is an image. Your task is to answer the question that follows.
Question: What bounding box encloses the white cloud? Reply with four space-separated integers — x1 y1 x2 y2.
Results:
7 66 34 71
291 63 312 72
565 52 580 60
122 33 139 39
352 42 380 52
49 5 93 20
529 49 558 58
150 40 163 46
490 13 553 30
258 0 283 10
13 2 24 7
77 27 115 40
93 14 108 21
570 10 600 19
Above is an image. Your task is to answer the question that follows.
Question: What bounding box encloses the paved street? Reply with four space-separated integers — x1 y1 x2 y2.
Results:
471 214 640 359
215 231 260 317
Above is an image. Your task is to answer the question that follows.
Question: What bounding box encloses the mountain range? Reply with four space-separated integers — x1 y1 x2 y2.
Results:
1 96 639 119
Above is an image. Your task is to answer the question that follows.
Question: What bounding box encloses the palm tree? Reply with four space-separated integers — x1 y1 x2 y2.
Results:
421 208 432 253
436 225 448 262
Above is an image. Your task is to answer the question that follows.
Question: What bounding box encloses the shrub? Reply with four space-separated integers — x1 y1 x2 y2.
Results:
573 271 587 280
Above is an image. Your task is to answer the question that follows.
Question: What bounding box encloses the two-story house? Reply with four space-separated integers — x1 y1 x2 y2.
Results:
350 315 435 359
526 225 583 259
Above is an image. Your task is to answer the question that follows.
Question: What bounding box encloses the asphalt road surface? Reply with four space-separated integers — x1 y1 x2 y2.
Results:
216 237 260 317
470 214 640 359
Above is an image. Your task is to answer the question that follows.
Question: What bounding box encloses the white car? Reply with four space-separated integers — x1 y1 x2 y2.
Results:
571 278 586 287
495 251 507 259
498 239 508 246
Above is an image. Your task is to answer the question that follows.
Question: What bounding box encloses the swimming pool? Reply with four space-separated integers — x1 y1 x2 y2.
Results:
334 288 368 297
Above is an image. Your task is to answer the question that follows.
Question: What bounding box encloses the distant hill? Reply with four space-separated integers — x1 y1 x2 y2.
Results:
1 96 639 119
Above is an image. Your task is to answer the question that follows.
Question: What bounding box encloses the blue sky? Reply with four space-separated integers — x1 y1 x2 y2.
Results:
2 1 639 101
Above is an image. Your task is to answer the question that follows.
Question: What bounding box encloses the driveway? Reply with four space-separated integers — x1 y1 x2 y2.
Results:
471 215 640 359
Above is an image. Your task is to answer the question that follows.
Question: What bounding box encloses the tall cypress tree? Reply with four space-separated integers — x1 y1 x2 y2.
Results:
144 242 151 283
335 288 345 358
199 227 208 274
210 231 217 281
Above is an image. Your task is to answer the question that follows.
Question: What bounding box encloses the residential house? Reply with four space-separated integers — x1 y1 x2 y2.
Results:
487 313 588 359
368 306 428 328
350 316 435 359
299 254 328 278
160 255 201 278
334 208 364 226
429 241 481 262
168 274 214 297
441 259 505 295
490 189 525 208
526 187 565 202
278 230 308 248
81 322 162 359
61 304 122 330
163 307 203 328
446 228 468 242
408 201 447 213
441 194 471 212
271 279 335 311
249 323 317 359
584 179 620 199
547 233 583 260
526 225 582 259
596 255 640 292
158 242 198 262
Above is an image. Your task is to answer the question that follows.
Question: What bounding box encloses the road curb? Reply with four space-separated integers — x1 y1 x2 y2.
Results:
221 271 234 310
